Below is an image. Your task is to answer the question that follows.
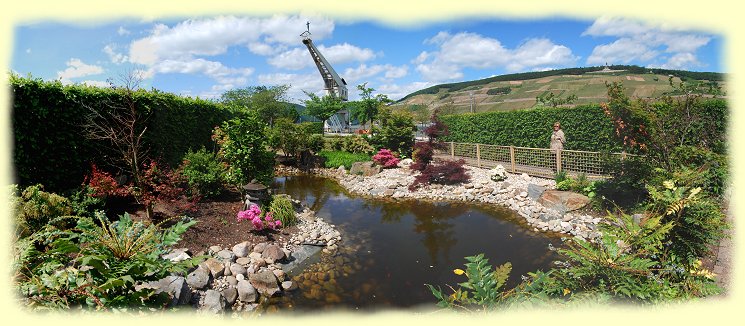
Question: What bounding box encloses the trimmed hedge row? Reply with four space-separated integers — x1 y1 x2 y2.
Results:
10 75 235 192
439 105 623 152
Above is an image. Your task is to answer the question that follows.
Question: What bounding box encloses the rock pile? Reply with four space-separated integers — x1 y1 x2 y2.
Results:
307 164 602 241
147 198 343 314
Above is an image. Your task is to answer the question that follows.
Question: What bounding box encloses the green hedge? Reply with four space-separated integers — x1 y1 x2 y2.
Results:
439 105 623 152
10 75 235 192
299 121 324 134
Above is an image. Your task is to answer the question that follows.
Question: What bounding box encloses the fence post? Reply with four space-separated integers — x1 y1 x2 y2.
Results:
450 142 454 158
621 151 627 161
556 149 562 173
476 143 481 167
509 146 516 173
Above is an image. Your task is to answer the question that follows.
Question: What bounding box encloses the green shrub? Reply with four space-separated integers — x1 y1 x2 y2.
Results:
556 179 574 191
326 136 345 151
440 105 622 152
554 170 569 184
319 150 371 169
181 147 226 198
426 254 512 311
11 184 73 237
13 212 199 310
370 108 416 157
66 185 106 219
646 179 727 265
299 121 324 134
668 146 728 197
213 113 276 187
342 135 375 154
486 87 512 95
595 155 654 211
268 194 297 227
307 134 325 153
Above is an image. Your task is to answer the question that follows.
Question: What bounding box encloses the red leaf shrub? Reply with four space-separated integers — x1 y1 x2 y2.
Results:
372 149 400 168
409 159 470 190
411 141 434 171
84 164 130 198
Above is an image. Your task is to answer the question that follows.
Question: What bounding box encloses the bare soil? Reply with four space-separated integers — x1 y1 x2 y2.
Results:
129 191 298 255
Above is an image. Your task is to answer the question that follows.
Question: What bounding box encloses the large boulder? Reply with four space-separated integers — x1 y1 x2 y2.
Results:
201 289 226 313
237 280 259 303
527 183 546 200
538 190 590 214
232 241 251 258
136 275 191 307
262 244 287 262
202 258 225 278
186 267 211 290
249 270 281 297
349 161 381 177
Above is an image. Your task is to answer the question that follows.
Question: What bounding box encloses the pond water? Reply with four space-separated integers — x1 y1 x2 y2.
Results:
270 175 560 311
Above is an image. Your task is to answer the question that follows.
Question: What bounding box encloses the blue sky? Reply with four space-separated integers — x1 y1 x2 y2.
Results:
10 14 723 103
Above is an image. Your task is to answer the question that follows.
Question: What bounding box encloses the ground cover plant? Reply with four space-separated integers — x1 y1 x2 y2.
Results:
319 150 372 169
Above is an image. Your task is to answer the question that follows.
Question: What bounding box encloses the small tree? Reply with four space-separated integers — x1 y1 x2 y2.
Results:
350 83 391 130
372 107 416 158
212 112 275 187
81 69 149 187
303 92 345 135
220 85 297 126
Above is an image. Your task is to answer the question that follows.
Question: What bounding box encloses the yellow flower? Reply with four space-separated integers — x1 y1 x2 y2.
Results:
453 269 465 276
563 288 571 296
663 180 675 190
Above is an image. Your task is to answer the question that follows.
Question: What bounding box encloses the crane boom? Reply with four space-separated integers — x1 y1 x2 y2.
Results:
302 33 348 101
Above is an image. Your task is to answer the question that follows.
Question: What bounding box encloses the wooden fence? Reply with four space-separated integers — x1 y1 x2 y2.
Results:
438 142 632 179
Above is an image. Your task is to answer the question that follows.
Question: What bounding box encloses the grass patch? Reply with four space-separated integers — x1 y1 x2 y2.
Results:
319 150 372 169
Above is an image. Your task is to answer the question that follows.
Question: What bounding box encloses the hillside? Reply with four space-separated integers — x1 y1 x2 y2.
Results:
393 65 727 116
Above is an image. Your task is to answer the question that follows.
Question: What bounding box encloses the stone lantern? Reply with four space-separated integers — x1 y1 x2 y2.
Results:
242 179 269 210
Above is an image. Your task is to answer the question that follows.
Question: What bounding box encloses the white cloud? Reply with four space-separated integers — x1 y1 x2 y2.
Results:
128 15 334 66
257 73 324 103
377 81 433 101
117 26 130 36
657 53 703 70
103 44 128 64
57 58 104 82
583 16 711 70
586 38 658 65
268 43 376 70
384 65 408 79
248 42 286 56
149 58 253 88
415 32 577 82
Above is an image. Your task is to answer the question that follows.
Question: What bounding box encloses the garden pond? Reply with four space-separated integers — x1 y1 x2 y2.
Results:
266 175 561 311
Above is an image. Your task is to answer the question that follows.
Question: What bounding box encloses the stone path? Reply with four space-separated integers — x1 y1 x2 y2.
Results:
712 200 733 295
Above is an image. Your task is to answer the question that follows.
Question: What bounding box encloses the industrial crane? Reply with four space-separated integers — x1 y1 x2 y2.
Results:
301 22 348 133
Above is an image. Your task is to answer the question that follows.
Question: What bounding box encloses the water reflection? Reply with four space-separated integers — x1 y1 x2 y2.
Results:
272 175 559 309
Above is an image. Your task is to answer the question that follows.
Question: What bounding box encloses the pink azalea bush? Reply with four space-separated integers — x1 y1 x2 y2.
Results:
372 149 400 169
237 204 282 231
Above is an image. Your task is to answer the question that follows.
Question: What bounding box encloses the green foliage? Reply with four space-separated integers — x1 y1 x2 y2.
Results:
66 185 106 219
14 211 198 310
668 146 728 197
213 113 276 187
646 178 726 265
180 147 226 198
342 135 375 154
319 150 371 169
299 121 324 134
307 134 326 153
303 92 345 129
535 92 578 108
268 194 297 227
10 74 234 192
11 184 74 237
554 170 569 184
219 85 297 126
426 254 512 311
486 87 512 95
556 179 574 191
370 108 416 157
440 105 622 152
595 155 654 211
350 83 391 128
